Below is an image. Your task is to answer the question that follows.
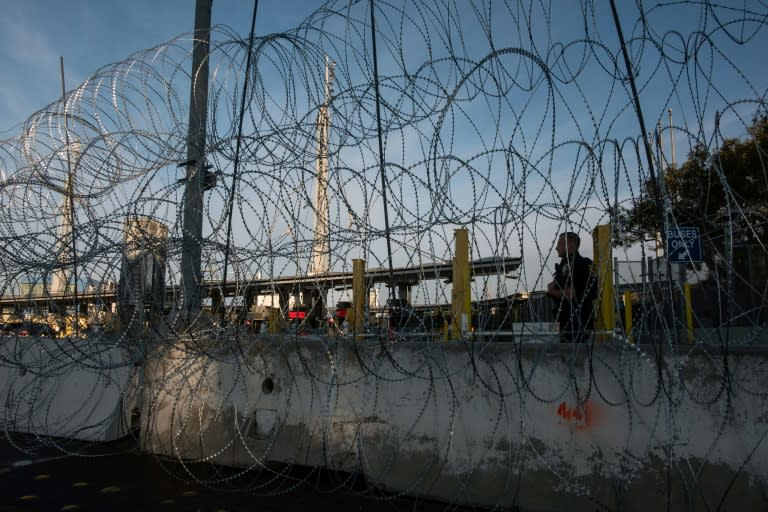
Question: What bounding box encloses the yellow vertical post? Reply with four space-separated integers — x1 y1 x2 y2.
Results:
623 291 633 343
351 258 366 338
451 228 471 339
684 282 694 343
592 224 615 342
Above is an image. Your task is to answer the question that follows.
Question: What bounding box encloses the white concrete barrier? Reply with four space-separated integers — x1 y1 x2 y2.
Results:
140 335 768 510
0 336 138 441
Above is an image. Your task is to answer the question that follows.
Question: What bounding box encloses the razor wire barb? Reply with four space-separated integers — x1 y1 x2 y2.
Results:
0 0 767 509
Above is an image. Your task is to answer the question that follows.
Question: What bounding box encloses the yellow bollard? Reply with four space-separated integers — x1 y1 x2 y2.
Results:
592 224 615 342
623 291 633 343
351 258 366 339
684 282 694 343
451 228 471 339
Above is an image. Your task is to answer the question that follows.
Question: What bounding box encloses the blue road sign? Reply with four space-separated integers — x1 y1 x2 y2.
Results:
666 226 702 263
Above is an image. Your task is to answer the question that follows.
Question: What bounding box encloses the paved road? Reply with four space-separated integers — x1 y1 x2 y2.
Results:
0 435 477 511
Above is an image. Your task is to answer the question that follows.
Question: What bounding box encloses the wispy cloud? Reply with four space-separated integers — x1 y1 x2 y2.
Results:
1 11 58 67
0 5 62 129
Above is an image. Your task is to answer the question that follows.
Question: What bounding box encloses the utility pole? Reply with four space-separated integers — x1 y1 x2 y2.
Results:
181 0 212 317
668 108 676 168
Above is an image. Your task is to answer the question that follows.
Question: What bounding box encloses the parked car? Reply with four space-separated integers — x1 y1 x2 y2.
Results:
243 305 280 333
17 322 52 337
288 305 309 320
386 298 417 331
334 301 352 325
287 304 311 328
0 323 21 336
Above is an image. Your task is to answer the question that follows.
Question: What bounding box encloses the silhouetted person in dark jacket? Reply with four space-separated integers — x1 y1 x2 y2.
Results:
546 232 595 343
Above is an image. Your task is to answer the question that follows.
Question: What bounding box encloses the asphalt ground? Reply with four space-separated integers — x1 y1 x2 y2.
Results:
0 435 482 511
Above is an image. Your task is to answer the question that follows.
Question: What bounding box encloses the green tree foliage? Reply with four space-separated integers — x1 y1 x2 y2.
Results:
616 115 768 277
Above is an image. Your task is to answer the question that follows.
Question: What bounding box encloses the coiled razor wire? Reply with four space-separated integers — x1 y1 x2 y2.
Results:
0 0 767 509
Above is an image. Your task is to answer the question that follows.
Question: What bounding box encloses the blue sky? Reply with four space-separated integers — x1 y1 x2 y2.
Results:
0 0 319 133
1 1 766 298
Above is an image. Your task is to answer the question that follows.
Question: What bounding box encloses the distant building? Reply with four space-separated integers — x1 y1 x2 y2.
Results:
118 216 169 328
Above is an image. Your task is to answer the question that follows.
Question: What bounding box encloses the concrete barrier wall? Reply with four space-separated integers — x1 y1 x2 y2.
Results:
140 336 768 511
0 337 138 441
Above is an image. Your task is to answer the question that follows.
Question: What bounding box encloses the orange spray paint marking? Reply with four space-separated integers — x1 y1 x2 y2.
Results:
556 401 593 430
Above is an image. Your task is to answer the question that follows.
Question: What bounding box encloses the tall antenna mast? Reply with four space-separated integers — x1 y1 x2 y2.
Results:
309 56 334 276
51 141 78 295
52 56 78 306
